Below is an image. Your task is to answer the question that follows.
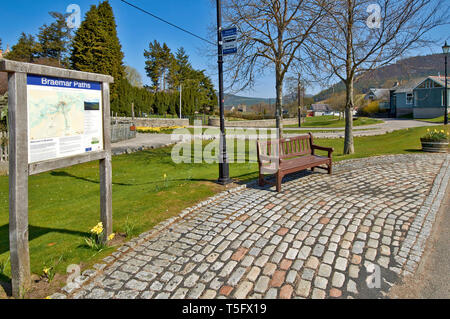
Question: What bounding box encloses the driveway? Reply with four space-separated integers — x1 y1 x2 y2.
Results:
52 153 449 299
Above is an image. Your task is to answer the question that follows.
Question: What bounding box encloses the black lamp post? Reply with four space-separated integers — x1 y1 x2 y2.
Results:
443 41 449 125
216 0 232 185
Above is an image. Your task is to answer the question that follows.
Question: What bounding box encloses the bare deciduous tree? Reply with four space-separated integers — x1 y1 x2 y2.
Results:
308 0 449 154
222 0 328 136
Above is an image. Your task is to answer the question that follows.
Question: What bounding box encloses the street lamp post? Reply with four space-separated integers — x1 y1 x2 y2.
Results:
443 41 449 125
216 0 232 185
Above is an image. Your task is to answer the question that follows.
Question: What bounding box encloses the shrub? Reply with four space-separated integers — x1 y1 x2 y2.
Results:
362 101 380 115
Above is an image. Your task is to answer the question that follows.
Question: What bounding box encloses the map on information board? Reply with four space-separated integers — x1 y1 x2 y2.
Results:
27 75 104 164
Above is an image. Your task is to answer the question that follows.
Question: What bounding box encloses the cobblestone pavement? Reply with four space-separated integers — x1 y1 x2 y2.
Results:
55 154 449 299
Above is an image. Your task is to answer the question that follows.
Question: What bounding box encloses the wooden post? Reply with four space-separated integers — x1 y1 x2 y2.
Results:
100 82 113 240
8 72 31 298
131 102 135 121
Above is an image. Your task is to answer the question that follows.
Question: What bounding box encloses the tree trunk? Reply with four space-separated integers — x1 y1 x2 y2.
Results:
344 79 355 154
275 65 284 138
343 0 355 155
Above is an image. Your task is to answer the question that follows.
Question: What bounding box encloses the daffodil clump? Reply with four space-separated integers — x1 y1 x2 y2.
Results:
422 129 449 142
85 222 117 251
90 222 104 236
137 126 186 134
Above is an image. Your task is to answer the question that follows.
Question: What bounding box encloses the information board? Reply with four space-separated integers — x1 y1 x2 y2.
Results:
27 75 104 164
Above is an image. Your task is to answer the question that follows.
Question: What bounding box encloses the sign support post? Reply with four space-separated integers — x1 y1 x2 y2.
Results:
100 82 113 237
1 59 114 298
8 71 31 297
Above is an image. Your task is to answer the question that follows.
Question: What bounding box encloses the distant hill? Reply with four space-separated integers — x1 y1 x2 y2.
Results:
314 53 446 101
223 94 273 107
223 93 313 107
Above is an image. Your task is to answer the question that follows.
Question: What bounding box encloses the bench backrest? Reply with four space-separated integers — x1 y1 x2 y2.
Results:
280 135 313 160
257 134 313 161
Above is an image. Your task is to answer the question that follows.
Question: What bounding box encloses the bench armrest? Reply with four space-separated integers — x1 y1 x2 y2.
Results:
258 154 280 164
311 145 334 157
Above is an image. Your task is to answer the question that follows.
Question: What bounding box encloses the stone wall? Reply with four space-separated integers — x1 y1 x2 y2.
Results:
208 118 298 128
115 117 189 128
111 123 136 143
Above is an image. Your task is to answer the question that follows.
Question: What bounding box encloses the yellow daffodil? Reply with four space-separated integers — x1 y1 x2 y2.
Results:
45 296 52 299
43 267 51 275
90 222 104 235
164 173 167 179
108 233 116 241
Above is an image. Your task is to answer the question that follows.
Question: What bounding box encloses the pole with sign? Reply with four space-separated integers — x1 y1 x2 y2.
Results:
216 0 233 185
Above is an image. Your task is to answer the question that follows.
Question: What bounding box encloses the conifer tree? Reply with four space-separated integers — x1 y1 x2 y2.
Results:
144 41 173 92
5 33 40 62
71 0 125 98
37 12 72 67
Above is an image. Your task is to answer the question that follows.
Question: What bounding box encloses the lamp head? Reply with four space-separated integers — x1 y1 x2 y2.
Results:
443 41 450 54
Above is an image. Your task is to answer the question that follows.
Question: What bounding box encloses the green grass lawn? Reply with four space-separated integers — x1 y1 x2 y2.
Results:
0 124 447 287
416 115 446 123
285 116 383 128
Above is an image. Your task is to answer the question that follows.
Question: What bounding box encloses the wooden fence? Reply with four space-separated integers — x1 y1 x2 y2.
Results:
0 131 8 162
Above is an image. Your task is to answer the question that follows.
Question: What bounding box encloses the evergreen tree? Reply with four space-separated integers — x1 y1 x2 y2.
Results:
144 41 173 92
169 47 193 89
144 40 163 91
71 0 125 99
37 12 73 67
5 33 40 62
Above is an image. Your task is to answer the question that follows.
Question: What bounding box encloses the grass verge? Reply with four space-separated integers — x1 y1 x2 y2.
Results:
284 116 383 128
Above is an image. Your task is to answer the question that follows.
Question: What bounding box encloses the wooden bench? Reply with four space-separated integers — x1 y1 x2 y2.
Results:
257 133 334 192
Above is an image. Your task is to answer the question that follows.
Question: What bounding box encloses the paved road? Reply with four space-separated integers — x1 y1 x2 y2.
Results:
112 134 174 155
52 153 449 299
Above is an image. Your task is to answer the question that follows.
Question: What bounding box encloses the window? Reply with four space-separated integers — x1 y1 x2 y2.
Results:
406 93 414 105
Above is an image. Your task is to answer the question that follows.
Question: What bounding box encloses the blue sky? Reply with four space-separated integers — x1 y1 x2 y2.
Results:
0 0 449 98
